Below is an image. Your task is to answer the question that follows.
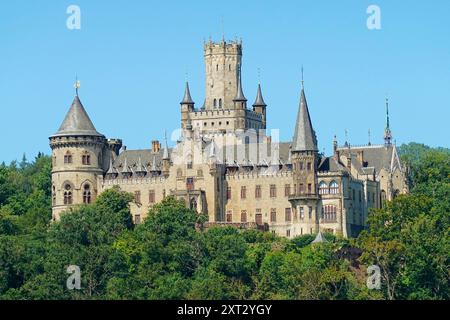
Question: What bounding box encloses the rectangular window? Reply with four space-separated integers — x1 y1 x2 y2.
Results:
227 187 231 200
255 185 261 199
285 208 291 222
149 190 155 203
308 206 313 220
241 186 247 199
300 207 305 219
226 211 233 222
284 184 291 197
308 183 312 194
307 162 312 171
241 210 247 223
270 209 277 222
255 213 263 225
299 183 304 194
186 177 194 191
270 184 277 198
134 214 141 224
299 162 304 170
134 191 141 204
286 229 291 237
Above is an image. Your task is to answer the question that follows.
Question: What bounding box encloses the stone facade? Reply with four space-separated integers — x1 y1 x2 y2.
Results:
49 39 408 238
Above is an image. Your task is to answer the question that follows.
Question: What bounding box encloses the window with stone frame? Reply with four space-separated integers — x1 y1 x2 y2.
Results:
270 208 277 222
149 190 155 203
240 186 247 199
285 208 291 222
255 185 262 199
83 184 92 204
134 191 141 204
240 210 247 223
284 184 291 197
64 152 73 164
270 184 277 198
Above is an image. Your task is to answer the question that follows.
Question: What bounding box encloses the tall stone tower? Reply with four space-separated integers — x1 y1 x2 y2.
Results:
203 39 242 110
288 82 320 232
49 93 106 220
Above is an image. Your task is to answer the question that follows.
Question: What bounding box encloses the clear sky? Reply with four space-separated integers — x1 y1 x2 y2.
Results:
0 0 449 163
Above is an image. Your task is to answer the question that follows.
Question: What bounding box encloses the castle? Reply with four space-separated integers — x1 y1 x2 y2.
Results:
49 39 408 238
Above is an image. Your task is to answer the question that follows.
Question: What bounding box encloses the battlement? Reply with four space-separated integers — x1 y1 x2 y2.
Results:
203 39 242 55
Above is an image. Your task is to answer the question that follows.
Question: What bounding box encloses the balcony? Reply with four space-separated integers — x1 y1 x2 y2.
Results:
288 193 320 201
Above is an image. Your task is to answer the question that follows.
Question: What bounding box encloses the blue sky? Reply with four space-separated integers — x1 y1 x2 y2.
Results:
0 0 449 163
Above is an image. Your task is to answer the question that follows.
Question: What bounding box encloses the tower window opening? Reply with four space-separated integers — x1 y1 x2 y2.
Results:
82 153 91 165
63 184 72 205
83 184 92 204
219 99 222 108
213 99 217 108
64 152 73 164
216 64 219 71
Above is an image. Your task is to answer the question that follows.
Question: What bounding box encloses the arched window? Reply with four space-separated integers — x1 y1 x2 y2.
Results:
82 152 91 165
83 184 91 204
64 151 73 164
319 181 328 195
63 183 73 205
216 64 219 71
190 197 197 212
213 99 217 108
219 99 222 108
329 181 339 194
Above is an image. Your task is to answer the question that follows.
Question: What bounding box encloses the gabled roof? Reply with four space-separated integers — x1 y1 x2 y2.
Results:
292 88 317 152
52 95 103 137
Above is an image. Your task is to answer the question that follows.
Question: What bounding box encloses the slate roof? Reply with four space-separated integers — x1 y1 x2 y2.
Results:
180 82 194 105
52 95 103 137
252 84 267 107
292 88 317 152
337 144 395 173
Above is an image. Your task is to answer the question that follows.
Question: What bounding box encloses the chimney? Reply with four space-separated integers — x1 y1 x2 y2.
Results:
152 140 161 153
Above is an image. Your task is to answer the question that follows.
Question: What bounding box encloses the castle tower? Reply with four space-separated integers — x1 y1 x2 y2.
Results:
288 78 320 233
204 39 242 109
49 89 106 220
180 81 195 130
252 83 267 129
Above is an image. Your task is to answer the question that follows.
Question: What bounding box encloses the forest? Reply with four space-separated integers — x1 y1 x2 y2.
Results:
0 142 448 300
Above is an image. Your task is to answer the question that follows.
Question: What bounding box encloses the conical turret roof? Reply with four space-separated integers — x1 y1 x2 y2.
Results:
252 84 266 107
292 87 317 152
52 95 103 137
233 65 247 102
180 82 194 105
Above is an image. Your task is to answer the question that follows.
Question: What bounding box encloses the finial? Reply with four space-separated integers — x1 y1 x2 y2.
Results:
368 129 372 145
301 65 304 89
385 96 390 130
257 67 261 84
221 16 225 42
74 75 80 96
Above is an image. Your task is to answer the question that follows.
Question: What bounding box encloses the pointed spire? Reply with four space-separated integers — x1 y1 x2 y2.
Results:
106 156 117 176
312 231 328 244
180 81 194 105
52 95 103 137
121 157 131 174
291 72 317 152
150 155 158 173
136 157 146 173
384 97 392 146
252 84 267 107
233 63 247 102
163 131 170 160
